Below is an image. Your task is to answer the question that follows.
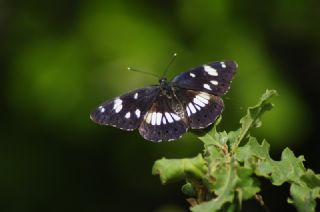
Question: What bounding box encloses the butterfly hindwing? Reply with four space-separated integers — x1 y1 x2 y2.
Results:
174 88 224 129
138 94 189 142
90 87 159 131
172 60 237 96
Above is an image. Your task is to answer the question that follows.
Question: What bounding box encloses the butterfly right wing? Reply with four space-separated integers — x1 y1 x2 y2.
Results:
172 60 237 96
174 88 224 129
90 86 160 131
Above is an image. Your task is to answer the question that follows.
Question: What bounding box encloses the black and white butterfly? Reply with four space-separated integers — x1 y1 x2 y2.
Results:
90 60 237 142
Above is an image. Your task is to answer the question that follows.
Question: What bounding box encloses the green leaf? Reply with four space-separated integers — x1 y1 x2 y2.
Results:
152 89 320 212
191 158 237 212
197 116 224 148
232 89 277 150
236 138 306 185
301 169 320 188
288 183 320 212
236 167 260 201
152 154 207 184
235 137 273 178
226 130 241 148
271 148 306 186
192 163 260 212
240 89 277 130
196 116 230 164
235 137 320 211
182 182 197 197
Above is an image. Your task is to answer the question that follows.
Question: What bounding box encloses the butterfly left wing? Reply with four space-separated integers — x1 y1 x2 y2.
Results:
172 60 237 96
90 86 159 131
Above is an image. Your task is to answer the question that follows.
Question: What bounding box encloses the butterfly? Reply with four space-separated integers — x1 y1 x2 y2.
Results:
90 60 237 142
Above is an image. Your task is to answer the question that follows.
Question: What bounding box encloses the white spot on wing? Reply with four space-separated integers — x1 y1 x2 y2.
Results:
196 94 209 104
115 105 122 113
190 73 195 78
165 112 174 123
188 103 196 114
156 112 162 125
162 116 167 125
203 84 212 90
135 109 141 118
195 104 201 110
151 112 157 125
186 106 191 116
193 97 205 107
125 112 131 119
199 92 210 100
114 98 122 107
99 106 105 113
210 80 218 85
221 62 226 68
113 98 123 113
204 65 218 76
170 113 181 121
134 93 138 99
146 112 152 123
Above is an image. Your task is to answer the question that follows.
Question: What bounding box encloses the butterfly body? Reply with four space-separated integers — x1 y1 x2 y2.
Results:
90 60 237 142
158 78 174 97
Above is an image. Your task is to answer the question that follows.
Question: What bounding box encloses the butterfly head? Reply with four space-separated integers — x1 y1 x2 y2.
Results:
159 77 175 97
159 77 168 86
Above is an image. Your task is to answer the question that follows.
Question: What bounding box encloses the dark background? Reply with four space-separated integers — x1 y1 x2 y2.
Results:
1 0 320 211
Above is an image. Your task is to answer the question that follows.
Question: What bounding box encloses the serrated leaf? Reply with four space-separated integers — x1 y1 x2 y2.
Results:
197 116 223 148
236 139 306 185
301 169 320 188
235 137 273 178
199 129 240 165
191 163 260 212
152 154 207 184
288 183 320 212
152 89 320 212
211 160 237 197
196 117 229 164
203 144 224 168
191 160 237 212
227 130 240 147
232 90 277 150
271 148 306 186
235 137 270 161
240 89 277 131
236 167 260 201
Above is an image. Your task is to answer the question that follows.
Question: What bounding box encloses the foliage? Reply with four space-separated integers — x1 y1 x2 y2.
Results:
152 90 320 212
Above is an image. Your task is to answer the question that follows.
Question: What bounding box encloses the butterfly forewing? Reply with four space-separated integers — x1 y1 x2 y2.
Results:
138 94 189 142
172 60 237 96
90 87 159 131
174 88 224 129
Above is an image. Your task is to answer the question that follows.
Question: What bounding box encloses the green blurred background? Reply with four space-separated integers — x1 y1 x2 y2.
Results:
1 0 320 211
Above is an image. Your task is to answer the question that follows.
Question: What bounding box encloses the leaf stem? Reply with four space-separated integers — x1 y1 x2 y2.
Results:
255 194 270 212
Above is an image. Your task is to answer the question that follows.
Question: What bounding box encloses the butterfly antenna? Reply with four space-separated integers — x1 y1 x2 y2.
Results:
161 53 177 77
127 67 160 78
